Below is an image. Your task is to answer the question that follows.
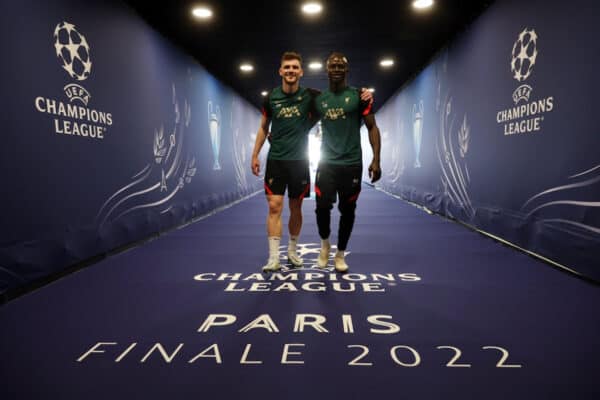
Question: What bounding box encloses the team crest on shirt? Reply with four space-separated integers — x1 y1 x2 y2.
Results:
268 178 274 185
345 97 350 103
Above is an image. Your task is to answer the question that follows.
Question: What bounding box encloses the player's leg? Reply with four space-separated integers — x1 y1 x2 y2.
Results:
262 160 286 272
315 163 336 268
286 159 310 267
334 164 363 272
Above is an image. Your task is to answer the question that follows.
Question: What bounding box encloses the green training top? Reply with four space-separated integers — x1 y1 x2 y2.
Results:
262 86 319 160
315 86 372 165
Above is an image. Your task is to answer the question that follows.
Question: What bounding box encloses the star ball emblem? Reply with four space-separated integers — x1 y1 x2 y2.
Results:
277 243 349 271
53 21 92 81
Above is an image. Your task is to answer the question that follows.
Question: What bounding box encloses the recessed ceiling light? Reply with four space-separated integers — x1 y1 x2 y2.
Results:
192 6 213 19
308 61 322 70
261 91 268 97
240 63 254 72
412 0 434 10
380 59 394 67
302 2 323 15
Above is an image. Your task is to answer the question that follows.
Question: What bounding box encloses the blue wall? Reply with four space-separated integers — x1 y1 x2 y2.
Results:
0 0 263 295
368 0 599 279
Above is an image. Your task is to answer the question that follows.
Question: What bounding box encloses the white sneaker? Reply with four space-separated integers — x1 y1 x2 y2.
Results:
334 254 349 273
262 259 281 273
287 251 303 268
317 245 331 268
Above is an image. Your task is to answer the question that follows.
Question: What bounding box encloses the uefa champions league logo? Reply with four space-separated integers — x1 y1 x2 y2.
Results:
510 28 538 105
511 28 538 82
35 20 113 139
277 243 346 272
53 21 92 105
54 21 92 81
497 27 554 137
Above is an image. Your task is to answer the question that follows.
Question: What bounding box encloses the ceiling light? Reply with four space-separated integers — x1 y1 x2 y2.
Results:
192 6 213 19
308 62 322 70
239 63 254 72
412 0 434 9
261 91 268 97
302 2 323 15
380 59 394 67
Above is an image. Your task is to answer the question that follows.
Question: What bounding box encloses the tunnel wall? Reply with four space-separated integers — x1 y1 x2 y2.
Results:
0 0 263 297
365 0 599 279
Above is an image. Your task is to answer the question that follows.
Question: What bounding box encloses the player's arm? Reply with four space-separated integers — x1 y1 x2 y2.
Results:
251 114 270 176
358 89 380 183
251 98 271 176
363 113 381 183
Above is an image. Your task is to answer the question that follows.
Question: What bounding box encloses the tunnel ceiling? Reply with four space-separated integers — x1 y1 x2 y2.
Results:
123 0 493 112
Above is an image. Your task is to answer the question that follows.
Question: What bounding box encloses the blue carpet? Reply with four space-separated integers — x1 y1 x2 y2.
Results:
1 185 599 399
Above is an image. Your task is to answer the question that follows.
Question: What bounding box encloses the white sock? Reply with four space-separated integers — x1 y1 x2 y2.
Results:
335 250 345 258
321 238 330 249
268 236 281 261
288 235 298 253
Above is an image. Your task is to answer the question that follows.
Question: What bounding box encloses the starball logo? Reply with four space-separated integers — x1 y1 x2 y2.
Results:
34 21 113 140
496 28 555 136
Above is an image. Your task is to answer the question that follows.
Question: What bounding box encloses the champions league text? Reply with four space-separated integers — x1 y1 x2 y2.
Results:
497 96 554 136
194 272 421 292
35 96 113 139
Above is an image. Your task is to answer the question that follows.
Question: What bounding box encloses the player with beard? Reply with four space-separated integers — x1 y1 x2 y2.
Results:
313 52 382 273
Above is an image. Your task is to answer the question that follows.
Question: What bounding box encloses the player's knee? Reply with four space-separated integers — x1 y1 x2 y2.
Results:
338 201 356 215
289 198 303 212
268 199 283 214
315 199 333 212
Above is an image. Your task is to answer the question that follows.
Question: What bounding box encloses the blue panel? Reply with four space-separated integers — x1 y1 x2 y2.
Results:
370 0 600 279
0 0 262 295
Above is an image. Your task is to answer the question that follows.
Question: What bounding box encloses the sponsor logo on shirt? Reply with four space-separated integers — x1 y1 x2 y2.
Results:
277 106 301 118
324 108 346 120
